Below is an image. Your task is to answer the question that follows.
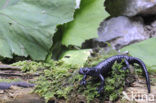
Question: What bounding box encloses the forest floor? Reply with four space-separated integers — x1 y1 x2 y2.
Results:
0 63 155 103
0 63 44 103
116 75 156 103
0 62 156 103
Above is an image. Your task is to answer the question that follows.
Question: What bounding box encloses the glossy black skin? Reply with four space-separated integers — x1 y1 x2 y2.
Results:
79 55 151 93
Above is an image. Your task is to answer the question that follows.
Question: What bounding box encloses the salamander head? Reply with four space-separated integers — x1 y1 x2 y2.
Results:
79 67 90 75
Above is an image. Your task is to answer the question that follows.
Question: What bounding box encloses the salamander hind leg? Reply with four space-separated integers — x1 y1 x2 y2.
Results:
97 74 105 93
121 59 130 70
124 59 130 69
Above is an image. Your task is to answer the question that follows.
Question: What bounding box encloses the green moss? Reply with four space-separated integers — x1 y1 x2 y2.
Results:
147 65 156 75
0 78 22 83
11 60 78 102
33 60 81 102
11 49 138 103
12 60 44 73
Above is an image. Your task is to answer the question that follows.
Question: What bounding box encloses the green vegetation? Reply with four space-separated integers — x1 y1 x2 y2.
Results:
0 0 75 60
60 49 91 67
34 60 80 102
62 0 109 46
121 38 156 67
0 0 155 103
0 78 22 83
12 60 44 73
0 0 109 61
12 49 138 103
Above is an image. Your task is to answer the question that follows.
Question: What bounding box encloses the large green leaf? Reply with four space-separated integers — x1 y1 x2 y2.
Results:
0 0 20 9
121 38 156 67
62 0 109 47
60 49 91 67
0 0 75 60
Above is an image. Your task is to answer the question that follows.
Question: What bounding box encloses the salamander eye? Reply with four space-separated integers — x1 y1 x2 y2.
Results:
83 68 89 73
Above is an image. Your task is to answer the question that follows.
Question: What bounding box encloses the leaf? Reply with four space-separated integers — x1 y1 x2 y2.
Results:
62 0 109 47
121 38 156 67
0 0 20 9
0 0 75 60
60 49 91 67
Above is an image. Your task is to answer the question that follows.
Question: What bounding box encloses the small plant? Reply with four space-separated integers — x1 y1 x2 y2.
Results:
12 60 44 73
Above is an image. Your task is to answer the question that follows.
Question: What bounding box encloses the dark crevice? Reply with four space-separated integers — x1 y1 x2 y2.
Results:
81 39 108 49
141 15 156 25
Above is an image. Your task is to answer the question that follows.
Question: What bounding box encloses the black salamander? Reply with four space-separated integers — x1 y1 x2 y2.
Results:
79 55 150 93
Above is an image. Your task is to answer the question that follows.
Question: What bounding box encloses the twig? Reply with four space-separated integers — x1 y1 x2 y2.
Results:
0 65 21 71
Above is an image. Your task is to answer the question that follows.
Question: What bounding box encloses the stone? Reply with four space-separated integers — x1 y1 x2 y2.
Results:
105 0 156 17
97 16 149 49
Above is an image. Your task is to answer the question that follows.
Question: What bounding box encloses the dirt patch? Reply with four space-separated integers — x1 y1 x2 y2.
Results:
117 75 156 103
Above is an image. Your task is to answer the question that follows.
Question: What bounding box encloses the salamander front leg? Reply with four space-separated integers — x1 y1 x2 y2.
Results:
97 74 105 93
80 75 87 85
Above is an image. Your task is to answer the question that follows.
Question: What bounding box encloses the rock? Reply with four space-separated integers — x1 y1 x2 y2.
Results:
8 94 45 103
97 16 149 49
144 20 156 38
105 0 156 17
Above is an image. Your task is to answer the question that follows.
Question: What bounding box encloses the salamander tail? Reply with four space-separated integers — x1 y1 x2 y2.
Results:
131 57 151 93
